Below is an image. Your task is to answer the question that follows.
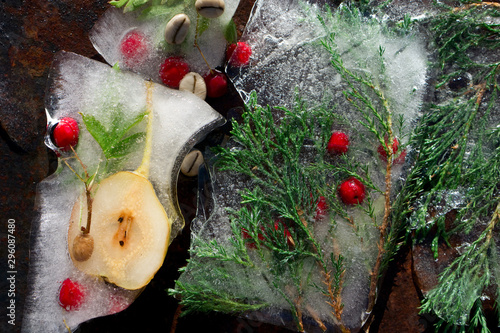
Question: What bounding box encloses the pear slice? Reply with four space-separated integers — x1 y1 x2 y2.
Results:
68 171 171 290
68 81 172 290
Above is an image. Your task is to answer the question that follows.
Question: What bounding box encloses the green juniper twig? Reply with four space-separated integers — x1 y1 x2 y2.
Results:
320 6 398 312
398 2 500 331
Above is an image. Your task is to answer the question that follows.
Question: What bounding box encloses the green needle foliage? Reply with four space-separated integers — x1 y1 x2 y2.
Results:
171 2 429 330
395 1 500 331
319 3 425 310
170 91 382 331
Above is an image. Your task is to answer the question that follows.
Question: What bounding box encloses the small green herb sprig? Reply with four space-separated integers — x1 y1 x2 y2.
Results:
81 108 146 163
59 106 147 184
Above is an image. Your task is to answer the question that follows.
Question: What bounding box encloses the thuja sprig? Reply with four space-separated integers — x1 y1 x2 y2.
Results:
431 2 500 88
405 1 500 247
412 112 500 330
420 201 500 328
170 280 268 315
319 5 400 312
324 254 345 324
171 91 370 332
397 2 500 331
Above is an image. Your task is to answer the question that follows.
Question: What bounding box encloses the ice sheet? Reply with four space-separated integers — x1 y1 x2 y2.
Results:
174 0 429 331
90 1 240 82
22 51 224 332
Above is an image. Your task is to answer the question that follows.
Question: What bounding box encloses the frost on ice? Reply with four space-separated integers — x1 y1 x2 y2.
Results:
174 0 428 331
90 0 240 82
22 51 223 332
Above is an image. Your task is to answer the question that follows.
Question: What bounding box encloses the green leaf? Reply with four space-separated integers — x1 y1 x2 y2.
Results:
80 113 111 152
198 17 211 37
106 132 146 159
224 19 238 44
123 112 148 136
139 3 184 18
109 0 129 8
81 110 147 160
125 0 149 12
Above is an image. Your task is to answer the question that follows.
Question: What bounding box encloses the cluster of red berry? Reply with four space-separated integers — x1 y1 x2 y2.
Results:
240 129 405 249
119 30 252 99
48 39 252 152
326 131 406 206
326 131 365 205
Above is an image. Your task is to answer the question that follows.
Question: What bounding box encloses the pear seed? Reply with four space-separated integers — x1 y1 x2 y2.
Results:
116 213 133 247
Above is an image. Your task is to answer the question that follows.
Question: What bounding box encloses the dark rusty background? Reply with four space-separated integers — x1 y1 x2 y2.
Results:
0 1 429 332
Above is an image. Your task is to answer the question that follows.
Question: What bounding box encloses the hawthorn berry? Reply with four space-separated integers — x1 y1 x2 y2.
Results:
109 295 128 315
327 131 350 155
58 278 85 311
52 117 79 151
159 57 190 88
204 70 228 98
242 228 264 249
120 31 149 67
377 137 406 164
274 221 294 247
226 41 252 67
338 177 365 205
314 196 328 220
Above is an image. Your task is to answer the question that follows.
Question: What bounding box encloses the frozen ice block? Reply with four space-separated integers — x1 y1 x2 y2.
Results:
89 1 240 83
172 0 428 331
22 51 224 332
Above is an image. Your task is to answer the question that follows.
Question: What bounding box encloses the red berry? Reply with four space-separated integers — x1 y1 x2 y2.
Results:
377 137 406 164
226 42 252 66
58 278 85 311
242 228 264 249
274 221 294 247
204 70 228 98
338 177 365 205
109 295 128 315
314 196 328 220
120 31 149 67
159 57 190 88
53 117 79 151
327 131 350 154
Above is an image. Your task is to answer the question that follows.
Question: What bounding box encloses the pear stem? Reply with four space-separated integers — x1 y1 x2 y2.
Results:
135 81 155 179
84 186 93 234
194 13 214 74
